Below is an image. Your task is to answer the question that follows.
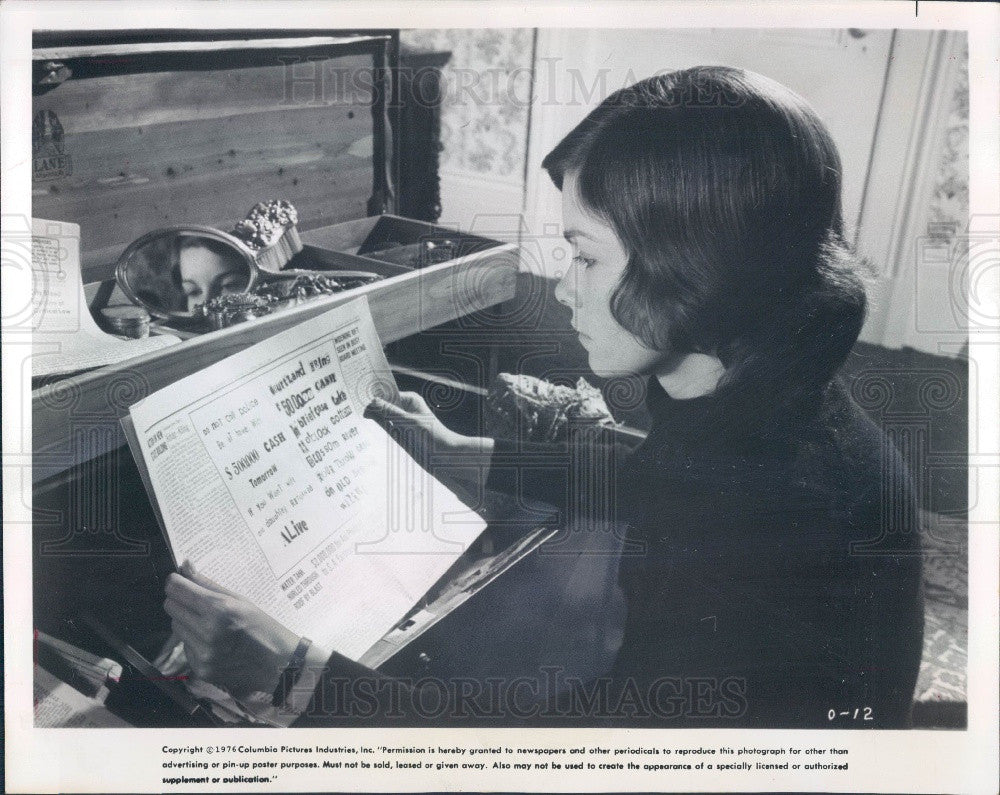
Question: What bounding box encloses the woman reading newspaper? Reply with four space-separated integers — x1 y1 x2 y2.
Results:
164 67 924 729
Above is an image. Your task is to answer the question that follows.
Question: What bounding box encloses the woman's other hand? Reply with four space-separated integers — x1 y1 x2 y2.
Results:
365 391 493 459
365 391 494 502
364 392 461 452
164 562 299 697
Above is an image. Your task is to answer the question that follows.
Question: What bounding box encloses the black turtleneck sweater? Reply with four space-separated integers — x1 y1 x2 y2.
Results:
302 376 924 729
603 376 924 728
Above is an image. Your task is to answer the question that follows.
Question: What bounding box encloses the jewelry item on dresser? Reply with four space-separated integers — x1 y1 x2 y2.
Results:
251 271 384 308
200 293 275 330
420 238 457 267
99 305 151 339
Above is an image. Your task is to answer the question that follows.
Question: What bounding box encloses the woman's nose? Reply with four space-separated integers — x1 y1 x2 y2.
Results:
553 264 576 308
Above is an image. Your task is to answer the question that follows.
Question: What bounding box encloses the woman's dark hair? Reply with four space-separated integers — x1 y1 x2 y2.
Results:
543 66 868 425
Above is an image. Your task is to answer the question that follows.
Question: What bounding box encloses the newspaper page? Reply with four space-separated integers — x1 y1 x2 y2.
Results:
128 297 486 660
30 218 178 377
33 667 131 729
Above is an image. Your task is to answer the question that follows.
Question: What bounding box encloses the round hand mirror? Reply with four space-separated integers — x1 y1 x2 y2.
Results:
115 226 258 321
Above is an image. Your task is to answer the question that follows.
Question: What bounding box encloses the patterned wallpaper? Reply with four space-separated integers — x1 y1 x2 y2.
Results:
400 29 534 180
927 36 969 234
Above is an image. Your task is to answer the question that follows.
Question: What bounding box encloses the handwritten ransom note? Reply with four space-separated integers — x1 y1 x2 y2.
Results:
129 297 485 660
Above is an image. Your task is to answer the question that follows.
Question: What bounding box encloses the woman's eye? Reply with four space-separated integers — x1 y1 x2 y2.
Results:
572 254 596 269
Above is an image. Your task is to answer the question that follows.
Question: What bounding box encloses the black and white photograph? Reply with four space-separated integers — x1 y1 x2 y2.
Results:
3 2 998 793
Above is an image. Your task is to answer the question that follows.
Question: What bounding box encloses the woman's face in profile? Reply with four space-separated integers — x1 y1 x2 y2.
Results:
555 172 667 379
176 242 245 313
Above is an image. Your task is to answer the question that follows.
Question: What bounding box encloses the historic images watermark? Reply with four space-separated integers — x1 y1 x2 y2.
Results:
289 667 748 723
278 57 749 111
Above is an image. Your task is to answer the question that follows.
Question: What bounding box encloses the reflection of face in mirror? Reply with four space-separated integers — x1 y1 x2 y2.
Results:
129 233 250 316
176 239 247 313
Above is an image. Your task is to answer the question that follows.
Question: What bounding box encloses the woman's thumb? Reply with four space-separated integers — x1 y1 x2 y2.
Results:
397 391 431 414
180 560 239 598
366 396 409 421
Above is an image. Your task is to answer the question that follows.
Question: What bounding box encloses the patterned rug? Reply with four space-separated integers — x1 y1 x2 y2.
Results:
915 510 967 715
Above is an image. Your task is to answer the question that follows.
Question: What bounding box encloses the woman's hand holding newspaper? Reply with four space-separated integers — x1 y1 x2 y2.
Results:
364 392 494 497
164 561 301 698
